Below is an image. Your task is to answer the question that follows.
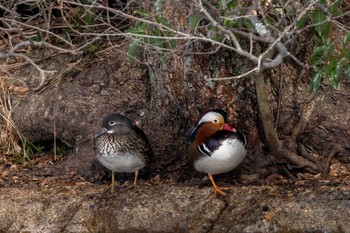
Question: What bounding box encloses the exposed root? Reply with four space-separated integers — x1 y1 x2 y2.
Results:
255 68 280 152
299 146 320 164
322 143 345 178
255 63 320 173
280 149 319 173
287 99 316 146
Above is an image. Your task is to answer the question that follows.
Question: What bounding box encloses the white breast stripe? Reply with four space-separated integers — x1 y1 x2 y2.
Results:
197 143 212 156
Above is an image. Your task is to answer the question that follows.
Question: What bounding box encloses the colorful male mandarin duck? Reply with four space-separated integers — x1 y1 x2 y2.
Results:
188 109 247 198
95 114 153 193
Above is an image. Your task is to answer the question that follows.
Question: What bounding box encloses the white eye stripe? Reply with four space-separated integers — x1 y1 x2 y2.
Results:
198 112 221 125
109 121 115 125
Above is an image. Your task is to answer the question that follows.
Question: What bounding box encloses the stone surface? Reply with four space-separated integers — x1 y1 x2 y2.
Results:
0 182 349 233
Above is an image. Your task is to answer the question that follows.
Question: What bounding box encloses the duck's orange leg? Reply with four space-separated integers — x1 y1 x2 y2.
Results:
208 174 231 198
111 171 116 193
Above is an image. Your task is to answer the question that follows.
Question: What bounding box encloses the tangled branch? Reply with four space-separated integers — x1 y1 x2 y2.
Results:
0 0 349 88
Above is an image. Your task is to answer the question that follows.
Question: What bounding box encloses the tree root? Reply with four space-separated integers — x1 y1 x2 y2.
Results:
255 65 320 173
322 143 345 178
287 99 315 146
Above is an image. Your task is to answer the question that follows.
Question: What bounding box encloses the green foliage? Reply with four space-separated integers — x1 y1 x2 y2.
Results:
190 15 200 29
61 0 347 92
343 32 350 47
17 137 45 163
304 0 350 92
85 43 101 53
4 135 44 164
311 10 331 41
207 0 348 92
80 0 96 25
296 11 310 30
55 144 70 158
127 41 139 63
125 0 252 62
155 0 164 16
126 3 177 63
62 29 72 43
309 67 323 93
6 0 349 94
23 139 44 159
31 33 42 42
83 12 95 25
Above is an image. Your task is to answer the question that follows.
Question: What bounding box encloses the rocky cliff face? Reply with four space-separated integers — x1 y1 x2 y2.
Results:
0 181 349 233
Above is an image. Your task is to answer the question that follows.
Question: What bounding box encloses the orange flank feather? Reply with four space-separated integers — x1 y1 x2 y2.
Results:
188 143 200 163
188 120 223 164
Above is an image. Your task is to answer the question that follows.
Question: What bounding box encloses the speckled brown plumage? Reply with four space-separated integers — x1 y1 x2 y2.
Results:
95 113 153 192
96 128 152 163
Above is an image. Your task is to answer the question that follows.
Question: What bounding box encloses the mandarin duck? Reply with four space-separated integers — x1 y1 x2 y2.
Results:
188 109 247 198
95 113 153 193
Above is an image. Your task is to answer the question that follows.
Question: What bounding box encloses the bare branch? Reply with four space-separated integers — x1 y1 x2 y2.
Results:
0 0 347 88
195 0 242 52
1 40 80 91
207 67 259 81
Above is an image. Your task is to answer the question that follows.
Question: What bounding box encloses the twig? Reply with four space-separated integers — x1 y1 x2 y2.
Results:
196 0 242 52
0 40 79 91
206 67 259 81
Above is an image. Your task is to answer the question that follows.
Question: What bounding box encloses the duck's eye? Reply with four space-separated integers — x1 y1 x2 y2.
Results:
109 121 115 125
213 119 218 123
